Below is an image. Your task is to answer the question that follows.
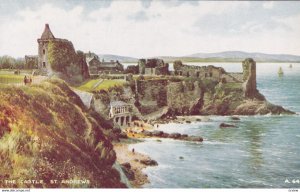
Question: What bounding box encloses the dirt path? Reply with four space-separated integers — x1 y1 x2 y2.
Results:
92 79 104 89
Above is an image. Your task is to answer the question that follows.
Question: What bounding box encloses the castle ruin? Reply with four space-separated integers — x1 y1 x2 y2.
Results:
37 24 72 75
138 59 169 75
242 58 257 99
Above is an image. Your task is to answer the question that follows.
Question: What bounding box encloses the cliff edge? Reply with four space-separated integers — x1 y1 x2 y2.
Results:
0 79 126 188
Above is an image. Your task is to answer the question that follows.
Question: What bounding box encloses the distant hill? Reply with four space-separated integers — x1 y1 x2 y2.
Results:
97 51 300 63
97 54 138 63
181 51 300 62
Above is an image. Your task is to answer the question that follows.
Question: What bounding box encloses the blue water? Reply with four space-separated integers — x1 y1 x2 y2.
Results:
130 62 300 188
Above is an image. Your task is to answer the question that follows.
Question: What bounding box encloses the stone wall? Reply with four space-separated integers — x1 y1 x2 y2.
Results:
138 59 169 75
221 73 243 83
174 63 225 81
145 68 155 75
135 79 203 115
167 81 202 115
242 58 257 99
136 79 168 114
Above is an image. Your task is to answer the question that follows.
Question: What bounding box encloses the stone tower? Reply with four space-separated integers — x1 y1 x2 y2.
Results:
37 24 55 75
242 58 257 99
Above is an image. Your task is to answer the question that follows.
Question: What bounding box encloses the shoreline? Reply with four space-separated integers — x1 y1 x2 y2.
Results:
112 118 207 188
113 140 155 188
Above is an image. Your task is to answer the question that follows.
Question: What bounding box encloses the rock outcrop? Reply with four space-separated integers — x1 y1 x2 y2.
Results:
140 131 203 142
91 58 294 118
220 123 237 128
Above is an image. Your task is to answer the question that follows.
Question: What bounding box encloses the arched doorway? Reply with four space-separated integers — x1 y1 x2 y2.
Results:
120 116 125 126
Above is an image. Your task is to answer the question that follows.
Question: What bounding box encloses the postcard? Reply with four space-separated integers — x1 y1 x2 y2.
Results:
0 1 299 191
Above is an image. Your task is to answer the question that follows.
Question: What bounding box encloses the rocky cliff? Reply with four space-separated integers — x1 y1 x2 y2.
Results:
90 58 294 120
134 58 294 116
200 58 293 115
0 80 126 188
133 78 204 117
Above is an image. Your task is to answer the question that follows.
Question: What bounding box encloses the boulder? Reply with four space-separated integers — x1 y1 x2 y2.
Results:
121 163 135 180
121 162 131 169
143 131 152 137
140 159 158 166
219 123 236 128
152 131 164 137
161 133 169 138
119 132 128 139
181 134 188 138
186 136 203 142
168 133 181 139
231 116 240 121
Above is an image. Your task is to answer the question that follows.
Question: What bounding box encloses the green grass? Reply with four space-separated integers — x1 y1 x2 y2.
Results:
76 79 125 92
224 82 242 90
94 79 125 91
0 69 34 75
76 79 100 91
0 74 24 84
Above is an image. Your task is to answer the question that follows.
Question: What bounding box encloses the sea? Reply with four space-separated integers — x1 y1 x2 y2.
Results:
128 62 300 188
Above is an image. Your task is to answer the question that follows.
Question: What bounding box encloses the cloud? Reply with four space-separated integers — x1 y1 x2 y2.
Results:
263 1 274 9
0 1 299 58
128 11 149 22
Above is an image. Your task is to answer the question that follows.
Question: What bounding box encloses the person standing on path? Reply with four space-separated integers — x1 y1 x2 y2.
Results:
24 76 28 85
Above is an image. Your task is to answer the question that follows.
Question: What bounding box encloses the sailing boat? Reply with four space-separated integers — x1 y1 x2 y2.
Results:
278 67 284 76
289 64 293 68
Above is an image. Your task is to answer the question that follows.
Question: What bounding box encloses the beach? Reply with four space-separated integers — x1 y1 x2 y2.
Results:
113 142 152 188
113 118 206 188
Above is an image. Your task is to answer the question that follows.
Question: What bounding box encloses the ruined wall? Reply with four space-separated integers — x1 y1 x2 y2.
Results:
138 59 169 75
242 58 257 99
145 68 155 75
167 81 202 115
135 79 203 115
174 63 224 81
138 59 146 74
136 79 168 114
155 64 169 75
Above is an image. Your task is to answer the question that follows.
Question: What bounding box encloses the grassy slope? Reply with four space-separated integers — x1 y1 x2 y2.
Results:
76 79 125 92
76 79 99 91
0 74 24 83
94 80 125 91
0 79 125 188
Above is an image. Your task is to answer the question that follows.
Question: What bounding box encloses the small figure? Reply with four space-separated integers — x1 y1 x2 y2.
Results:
132 148 135 154
29 76 32 85
24 76 28 85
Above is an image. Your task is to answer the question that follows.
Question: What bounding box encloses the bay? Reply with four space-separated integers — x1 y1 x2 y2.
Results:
129 62 300 188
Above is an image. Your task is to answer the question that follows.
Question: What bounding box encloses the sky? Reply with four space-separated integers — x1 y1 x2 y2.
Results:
0 0 300 58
